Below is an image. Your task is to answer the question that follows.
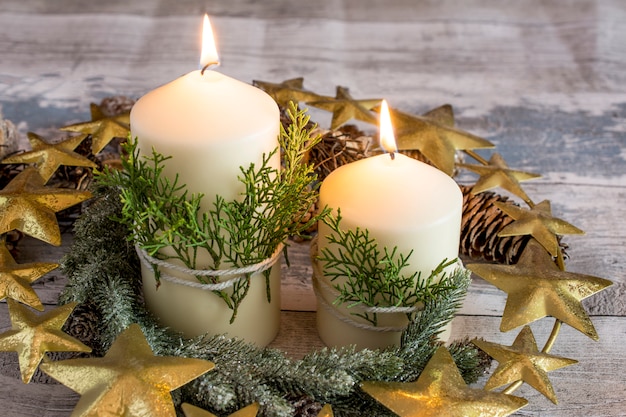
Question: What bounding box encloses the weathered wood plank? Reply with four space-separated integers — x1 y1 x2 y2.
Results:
0 0 624 415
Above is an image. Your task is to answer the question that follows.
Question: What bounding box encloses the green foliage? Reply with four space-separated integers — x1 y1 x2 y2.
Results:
98 103 328 321
59 183 487 417
318 211 459 326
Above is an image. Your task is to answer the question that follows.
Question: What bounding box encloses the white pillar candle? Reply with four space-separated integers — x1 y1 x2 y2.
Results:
130 16 281 346
316 101 462 350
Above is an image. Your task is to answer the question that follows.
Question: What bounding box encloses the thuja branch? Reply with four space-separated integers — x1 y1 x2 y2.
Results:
318 212 459 326
98 103 329 321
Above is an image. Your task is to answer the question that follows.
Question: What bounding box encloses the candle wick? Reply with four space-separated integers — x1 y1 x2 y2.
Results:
200 61 220 75
389 152 395 160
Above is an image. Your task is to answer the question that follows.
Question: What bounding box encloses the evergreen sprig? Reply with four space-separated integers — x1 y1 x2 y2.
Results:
98 103 328 321
59 181 484 417
318 212 459 326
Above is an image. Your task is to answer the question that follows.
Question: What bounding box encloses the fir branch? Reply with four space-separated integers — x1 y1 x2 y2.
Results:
60 185 488 417
97 103 329 321
318 212 458 326
396 266 473 381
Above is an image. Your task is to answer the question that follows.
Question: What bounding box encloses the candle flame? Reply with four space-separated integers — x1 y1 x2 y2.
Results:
379 100 398 156
200 14 220 71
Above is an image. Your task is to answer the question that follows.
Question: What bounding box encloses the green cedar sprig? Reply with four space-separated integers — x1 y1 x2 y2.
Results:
97 103 328 322
318 211 458 326
59 184 483 417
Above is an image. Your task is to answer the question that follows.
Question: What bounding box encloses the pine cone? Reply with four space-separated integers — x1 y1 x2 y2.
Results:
459 185 530 264
288 395 323 417
308 125 372 181
291 195 319 243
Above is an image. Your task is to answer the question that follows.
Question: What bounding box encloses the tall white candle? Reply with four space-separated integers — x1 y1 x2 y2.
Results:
130 16 281 346
316 100 462 350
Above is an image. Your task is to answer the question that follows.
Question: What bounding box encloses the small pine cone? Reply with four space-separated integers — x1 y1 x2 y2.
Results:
60 301 105 356
288 395 323 417
291 196 319 243
459 184 530 264
308 126 372 181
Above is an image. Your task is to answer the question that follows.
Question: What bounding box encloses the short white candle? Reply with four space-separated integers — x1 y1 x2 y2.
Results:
130 15 281 346
316 100 462 350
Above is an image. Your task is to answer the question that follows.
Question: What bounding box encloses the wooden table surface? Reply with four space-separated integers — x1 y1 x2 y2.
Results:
0 1 625 416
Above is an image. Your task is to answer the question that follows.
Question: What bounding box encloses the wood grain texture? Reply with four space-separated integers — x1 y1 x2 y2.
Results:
0 0 624 415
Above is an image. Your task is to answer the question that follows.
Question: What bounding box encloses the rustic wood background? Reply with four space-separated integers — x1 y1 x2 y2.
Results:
0 0 624 416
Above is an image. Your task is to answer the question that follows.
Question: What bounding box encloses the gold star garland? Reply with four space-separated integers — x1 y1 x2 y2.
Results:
306 86 381 129
468 240 612 340
495 200 584 257
40 324 214 417
61 102 130 155
0 85 613 414
0 300 91 383
1 132 96 183
473 326 578 404
362 346 528 417
0 167 92 246
458 153 541 205
0 242 57 310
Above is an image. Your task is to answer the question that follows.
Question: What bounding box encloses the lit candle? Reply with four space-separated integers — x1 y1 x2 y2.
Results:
130 15 281 346
316 100 462 350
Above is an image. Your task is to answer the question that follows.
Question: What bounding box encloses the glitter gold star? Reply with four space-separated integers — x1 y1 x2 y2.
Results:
0 168 92 246
253 77 326 107
422 104 455 126
61 103 130 155
467 240 613 340
317 404 334 417
40 323 215 417
0 300 91 383
306 86 381 129
361 346 528 417
0 242 58 311
389 107 494 176
473 326 577 404
2 132 96 183
181 402 259 417
459 153 541 204
495 200 584 257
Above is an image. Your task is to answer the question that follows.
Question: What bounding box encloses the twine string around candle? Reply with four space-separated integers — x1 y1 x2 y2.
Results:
135 243 283 291
310 236 465 333
310 236 420 333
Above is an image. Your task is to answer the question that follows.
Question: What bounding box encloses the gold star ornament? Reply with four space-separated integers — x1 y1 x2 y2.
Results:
0 242 58 310
496 200 584 257
0 300 91 383
317 404 334 417
389 106 494 176
467 240 612 340
361 346 528 417
181 402 259 417
61 102 130 155
40 323 215 417
0 168 92 246
459 153 541 204
306 86 381 129
2 132 95 183
473 326 577 404
253 77 326 107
